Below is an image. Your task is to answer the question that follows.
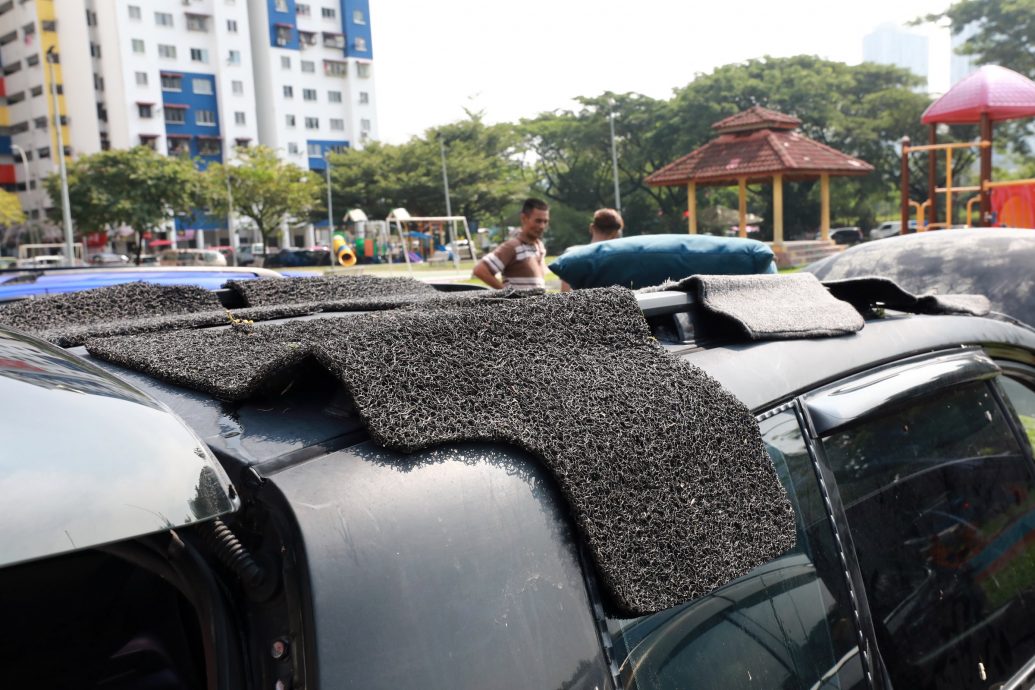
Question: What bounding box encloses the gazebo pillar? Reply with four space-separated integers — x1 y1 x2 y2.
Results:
687 182 697 234
738 177 747 238
820 173 830 242
773 174 784 247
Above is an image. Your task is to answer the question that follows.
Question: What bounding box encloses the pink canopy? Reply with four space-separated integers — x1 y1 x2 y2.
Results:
923 65 1035 124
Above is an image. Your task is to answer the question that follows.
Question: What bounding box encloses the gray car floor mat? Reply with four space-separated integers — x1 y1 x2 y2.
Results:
84 287 797 616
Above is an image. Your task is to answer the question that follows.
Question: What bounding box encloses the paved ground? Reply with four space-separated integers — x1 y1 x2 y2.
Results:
280 259 565 290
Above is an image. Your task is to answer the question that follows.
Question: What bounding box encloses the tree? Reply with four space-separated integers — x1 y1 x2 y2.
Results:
923 1 1035 78
46 146 200 263
204 146 321 254
0 189 24 227
325 112 526 224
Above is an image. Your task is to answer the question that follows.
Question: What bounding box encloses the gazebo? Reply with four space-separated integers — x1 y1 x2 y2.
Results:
645 105 873 265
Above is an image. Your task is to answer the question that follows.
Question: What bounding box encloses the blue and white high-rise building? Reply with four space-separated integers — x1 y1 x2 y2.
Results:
247 0 377 172
863 22 931 94
0 0 378 236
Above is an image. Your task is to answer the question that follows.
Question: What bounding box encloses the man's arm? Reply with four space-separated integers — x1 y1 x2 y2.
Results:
472 260 504 290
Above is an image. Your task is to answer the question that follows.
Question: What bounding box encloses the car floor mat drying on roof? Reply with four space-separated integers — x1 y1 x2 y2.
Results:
85 287 797 616
658 273 865 340
823 275 991 316
0 277 532 347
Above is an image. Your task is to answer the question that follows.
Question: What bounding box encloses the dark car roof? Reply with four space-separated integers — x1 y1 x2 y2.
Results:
804 228 1035 326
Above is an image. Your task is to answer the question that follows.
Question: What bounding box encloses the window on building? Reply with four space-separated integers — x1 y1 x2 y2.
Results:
135 71 148 86
6 90 22 104
360 118 371 132
226 19 238 33
192 77 213 94
132 38 145 54
168 137 190 156
280 55 291 70
275 0 288 10
283 85 293 98
234 138 251 148
32 115 46 129
25 54 38 67
296 3 310 15
287 142 299 154
22 22 34 39
196 110 216 126
228 50 241 64
158 44 176 59
86 9 97 26
165 108 186 124
139 135 158 150
37 147 50 159
128 5 141 20
324 60 347 77
2 60 21 75
304 116 319 129
155 12 173 27
275 25 292 46
328 90 342 103
354 37 366 52
29 85 42 97
138 103 153 118
161 74 182 91
40 19 56 32
234 111 246 125
359 91 369 104
301 60 315 73
285 114 296 127
93 73 104 91
190 48 209 63
0 30 14 46
321 7 336 18
186 14 208 32
198 138 221 156
302 88 317 101
232 80 244 95
330 118 344 130
323 32 345 49
357 63 370 78
299 30 317 47
307 143 322 157
353 9 366 24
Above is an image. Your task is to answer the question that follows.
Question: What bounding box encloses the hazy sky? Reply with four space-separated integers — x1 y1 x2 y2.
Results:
370 0 957 143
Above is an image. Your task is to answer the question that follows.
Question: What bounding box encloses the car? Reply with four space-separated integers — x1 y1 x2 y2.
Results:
5 272 1035 689
88 252 130 266
158 248 229 267
262 247 332 267
868 219 918 241
15 254 67 269
804 227 1035 327
829 226 864 245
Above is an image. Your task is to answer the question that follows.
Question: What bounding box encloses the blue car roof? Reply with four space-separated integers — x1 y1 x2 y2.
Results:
0 267 282 301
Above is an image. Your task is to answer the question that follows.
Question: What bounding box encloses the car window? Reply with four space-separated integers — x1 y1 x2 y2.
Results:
1000 376 1035 452
606 410 866 690
821 380 1035 690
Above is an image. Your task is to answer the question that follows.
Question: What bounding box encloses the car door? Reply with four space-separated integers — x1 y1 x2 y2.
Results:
802 349 1035 690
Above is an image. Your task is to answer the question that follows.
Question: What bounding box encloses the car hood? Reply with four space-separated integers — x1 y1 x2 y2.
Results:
0 326 238 568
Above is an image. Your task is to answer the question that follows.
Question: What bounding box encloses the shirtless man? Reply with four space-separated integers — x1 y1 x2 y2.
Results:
472 198 549 291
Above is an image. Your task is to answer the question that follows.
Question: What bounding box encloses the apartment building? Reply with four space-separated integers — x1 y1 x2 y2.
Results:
247 0 376 172
0 0 376 228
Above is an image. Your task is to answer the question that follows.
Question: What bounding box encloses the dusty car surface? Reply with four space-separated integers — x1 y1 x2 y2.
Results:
804 227 1035 326
3 272 1035 690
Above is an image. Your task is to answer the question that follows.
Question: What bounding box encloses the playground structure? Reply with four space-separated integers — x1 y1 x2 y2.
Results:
900 65 1035 233
385 208 478 271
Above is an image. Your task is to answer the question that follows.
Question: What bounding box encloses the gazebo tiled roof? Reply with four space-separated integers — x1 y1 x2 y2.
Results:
712 105 801 133
646 106 873 187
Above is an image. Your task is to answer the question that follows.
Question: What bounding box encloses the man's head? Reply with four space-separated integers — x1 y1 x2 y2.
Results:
590 208 623 242
519 198 550 242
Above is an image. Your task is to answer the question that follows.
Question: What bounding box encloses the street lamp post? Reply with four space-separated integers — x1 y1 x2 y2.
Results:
226 173 237 265
439 138 452 218
609 108 621 214
323 155 334 266
46 46 75 266
10 143 35 245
